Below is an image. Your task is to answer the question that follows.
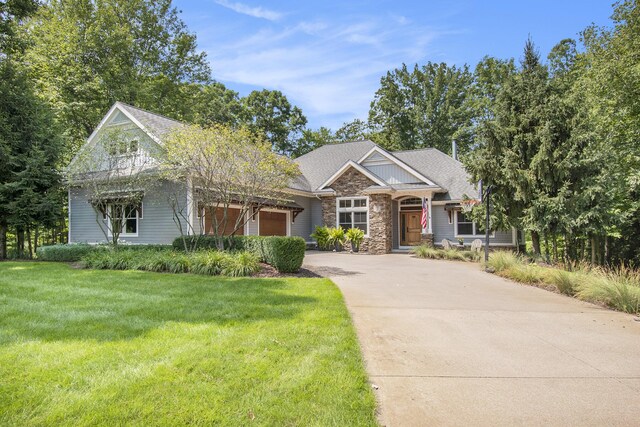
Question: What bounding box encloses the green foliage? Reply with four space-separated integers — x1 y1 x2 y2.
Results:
327 227 346 250
411 245 480 262
369 62 474 153
36 243 99 262
544 269 582 296
171 235 305 273
21 0 212 155
576 267 640 314
241 89 308 155
259 236 306 273
345 228 365 250
486 251 521 272
82 248 259 277
310 226 331 250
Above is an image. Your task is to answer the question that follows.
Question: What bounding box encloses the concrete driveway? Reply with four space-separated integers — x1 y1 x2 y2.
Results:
303 251 640 426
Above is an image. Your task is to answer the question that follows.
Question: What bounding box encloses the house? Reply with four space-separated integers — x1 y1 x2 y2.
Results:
68 102 518 253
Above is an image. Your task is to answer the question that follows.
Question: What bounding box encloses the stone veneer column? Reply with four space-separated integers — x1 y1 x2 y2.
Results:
420 233 434 248
367 194 392 254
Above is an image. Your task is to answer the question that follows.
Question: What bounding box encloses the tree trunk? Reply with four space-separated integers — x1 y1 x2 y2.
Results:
552 233 558 264
591 236 596 265
531 230 541 256
26 227 33 259
34 227 39 258
16 227 25 259
544 232 550 263
0 221 7 260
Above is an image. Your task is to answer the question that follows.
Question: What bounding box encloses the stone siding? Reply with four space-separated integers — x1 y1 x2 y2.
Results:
321 167 393 254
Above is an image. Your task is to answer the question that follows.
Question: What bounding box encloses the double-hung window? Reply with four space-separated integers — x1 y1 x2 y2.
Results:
337 197 368 235
104 203 143 236
455 211 485 236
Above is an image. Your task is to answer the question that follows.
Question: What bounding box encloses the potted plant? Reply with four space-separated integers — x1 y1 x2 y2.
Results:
345 227 365 253
310 225 331 250
327 227 346 252
457 237 465 247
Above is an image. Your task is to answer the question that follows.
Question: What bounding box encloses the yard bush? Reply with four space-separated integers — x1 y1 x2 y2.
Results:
82 248 259 277
171 235 305 273
411 245 480 262
259 236 306 273
576 267 640 314
310 226 331 250
36 244 102 262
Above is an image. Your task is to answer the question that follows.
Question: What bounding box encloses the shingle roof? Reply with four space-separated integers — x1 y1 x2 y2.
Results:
294 140 477 200
392 148 478 200
117 102 184 143
294 140 377 190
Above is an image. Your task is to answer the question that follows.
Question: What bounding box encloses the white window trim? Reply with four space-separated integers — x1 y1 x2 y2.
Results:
104 202 143 238
336 196 369 237
453 210 494 238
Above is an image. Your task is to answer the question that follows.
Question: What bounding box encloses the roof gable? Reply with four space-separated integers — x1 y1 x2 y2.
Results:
357 146 437 186
318 160 387 190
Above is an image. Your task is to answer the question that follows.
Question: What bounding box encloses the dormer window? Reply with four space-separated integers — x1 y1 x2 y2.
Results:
108 139 139 157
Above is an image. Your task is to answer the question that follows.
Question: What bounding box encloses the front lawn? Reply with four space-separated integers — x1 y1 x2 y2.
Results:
0 262 377 426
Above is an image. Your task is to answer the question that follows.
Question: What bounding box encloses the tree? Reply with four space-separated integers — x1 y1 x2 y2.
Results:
67 127 157 246
0 0 38 53
0 59 63 258
292 127 336 158
335 119 375 142
580 0 640 265
21 0 211 157
369 62 474 153
162 124 300 250
464 39 550 254
240 89 308 155
191 82 244 128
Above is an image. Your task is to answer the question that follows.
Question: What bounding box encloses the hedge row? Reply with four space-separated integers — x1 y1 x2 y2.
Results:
36 243 171 262
172 235 306 273
82 248 259 277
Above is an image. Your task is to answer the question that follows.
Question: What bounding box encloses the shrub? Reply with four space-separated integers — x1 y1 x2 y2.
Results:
412 245 442 259
310 226 331 250
260 236 306 273
172 235 306 273
487 251 521 272
577 267 640 314
545 269 583 296
442 249 467 261
81 248 259 277
36 244 100 262
505 264 545 284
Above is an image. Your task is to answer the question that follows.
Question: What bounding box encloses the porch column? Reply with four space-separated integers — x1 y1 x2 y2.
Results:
421 196 427 235
186 177 194 235
427 194 433 234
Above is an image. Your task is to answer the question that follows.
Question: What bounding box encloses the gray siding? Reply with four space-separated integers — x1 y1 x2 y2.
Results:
69 181 187 244
431 205 514 246
290 196 313 240
364 163 421 184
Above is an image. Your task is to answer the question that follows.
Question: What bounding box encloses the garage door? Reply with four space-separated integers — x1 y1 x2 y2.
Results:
259 211 287 236
204 207 244 236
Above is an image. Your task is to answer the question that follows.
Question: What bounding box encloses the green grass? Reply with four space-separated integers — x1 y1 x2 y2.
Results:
485 252 640 315
0 262 377 426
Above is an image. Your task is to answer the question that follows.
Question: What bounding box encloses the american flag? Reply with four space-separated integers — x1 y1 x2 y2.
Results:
421 198 428 230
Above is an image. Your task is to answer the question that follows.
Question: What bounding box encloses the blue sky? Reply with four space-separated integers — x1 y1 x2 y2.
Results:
173 0 614 130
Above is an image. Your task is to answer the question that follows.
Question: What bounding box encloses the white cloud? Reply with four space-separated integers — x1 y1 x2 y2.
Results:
214 0 282 21
204 16 455 128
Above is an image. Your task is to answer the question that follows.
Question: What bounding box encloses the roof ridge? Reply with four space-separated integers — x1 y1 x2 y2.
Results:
116 101 185 125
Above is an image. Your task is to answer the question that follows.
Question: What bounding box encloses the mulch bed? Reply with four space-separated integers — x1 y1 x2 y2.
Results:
253 263 322 278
